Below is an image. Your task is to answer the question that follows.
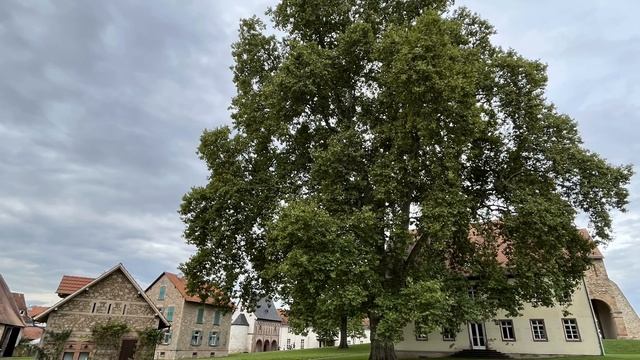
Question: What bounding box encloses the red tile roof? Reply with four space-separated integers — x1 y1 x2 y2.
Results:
56 275 94 297
27 306 49 318
21 326 44 340
162 272 232 308
277 309 289 325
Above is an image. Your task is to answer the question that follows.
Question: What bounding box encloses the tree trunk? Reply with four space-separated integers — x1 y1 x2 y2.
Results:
338 314 349 349
368 316 397 360
369 339 397 360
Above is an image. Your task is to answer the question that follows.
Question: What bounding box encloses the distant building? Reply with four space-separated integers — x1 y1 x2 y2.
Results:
33 264 168 360
277 309 321 351
229 298 282 353
146 272 233 359
0 274 25 357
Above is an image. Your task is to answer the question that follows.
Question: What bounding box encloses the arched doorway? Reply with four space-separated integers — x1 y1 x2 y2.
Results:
592 299 618 339
271 340 278 351
256 340 263 352
263 340 270 352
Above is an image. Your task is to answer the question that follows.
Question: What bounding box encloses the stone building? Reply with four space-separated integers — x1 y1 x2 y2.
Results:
33 264 168 360
584 239 640 339
145 272 233 359
229 298 282 353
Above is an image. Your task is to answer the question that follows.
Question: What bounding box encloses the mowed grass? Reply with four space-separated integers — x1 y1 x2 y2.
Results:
11 340 640 360
217 340 640 360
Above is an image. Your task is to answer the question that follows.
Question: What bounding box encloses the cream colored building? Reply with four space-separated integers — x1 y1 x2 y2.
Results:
396 280 602 358
146 272 233 359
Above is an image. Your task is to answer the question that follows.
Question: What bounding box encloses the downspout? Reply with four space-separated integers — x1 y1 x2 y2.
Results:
583 277 605 356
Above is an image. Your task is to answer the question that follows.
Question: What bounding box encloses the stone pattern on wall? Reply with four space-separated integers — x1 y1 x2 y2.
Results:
42 269 160 360
148 274 233 359
252 320 281 352
584 257 640 339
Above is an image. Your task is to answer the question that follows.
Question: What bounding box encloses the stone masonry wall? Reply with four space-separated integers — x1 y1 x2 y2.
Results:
147 274 233 359
584 258 640 339
43 269 160 360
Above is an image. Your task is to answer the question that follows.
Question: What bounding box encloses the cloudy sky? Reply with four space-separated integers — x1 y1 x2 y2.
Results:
0 0 638 312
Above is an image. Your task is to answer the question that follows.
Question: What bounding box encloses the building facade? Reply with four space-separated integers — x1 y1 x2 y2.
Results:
584 245 640 339
228 298 282 353
0 274 25 357
33 264 168 360
146 272 233 359
395 281 602 358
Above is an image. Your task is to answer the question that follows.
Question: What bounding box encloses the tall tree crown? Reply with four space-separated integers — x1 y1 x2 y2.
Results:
180 0 632 355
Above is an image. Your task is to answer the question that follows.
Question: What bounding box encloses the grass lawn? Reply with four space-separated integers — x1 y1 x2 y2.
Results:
218 340 640 360
11 340 640 360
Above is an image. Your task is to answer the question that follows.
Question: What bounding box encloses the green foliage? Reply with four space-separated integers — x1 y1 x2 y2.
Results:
180 0 632 359
134 328 164 360
35 330 71 360
91 321 129 351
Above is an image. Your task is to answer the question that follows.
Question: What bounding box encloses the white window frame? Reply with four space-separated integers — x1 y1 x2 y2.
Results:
562 318 581 342
191 330 202 346
208 331 220 347
499 320 516 341
530 319 547 341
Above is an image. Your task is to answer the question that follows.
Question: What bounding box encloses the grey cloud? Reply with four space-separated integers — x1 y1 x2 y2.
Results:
1 0 638 314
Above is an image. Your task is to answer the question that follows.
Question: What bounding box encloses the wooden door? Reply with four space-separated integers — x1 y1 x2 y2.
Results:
119 339 137 360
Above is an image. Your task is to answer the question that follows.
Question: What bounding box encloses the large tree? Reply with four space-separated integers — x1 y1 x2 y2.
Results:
179 1 632 359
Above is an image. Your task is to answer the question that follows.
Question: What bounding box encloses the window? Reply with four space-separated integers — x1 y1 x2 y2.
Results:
191 330 202 346
213 310 221 325
530 319 547 341
209 353 215 357
287 339 290 348
91 302 97 313
166 306 175 322
442 328 456 341
107 303 112 314
79 353 89 360
63 353 74 360
162 331 172 345
500 320 515 341
300 339 305 349
208 331 220 346
468 286 477 299
192 352 197 358
562 319 581 341
122 304 127 315
159 286 166 300
159 352 165 358
196 308 204 324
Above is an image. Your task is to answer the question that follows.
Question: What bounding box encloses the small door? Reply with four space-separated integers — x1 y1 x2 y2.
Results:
119 339 137 360
468 322 486 350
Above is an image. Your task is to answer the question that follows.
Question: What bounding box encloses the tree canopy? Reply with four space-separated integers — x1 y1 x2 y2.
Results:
179 1 632 359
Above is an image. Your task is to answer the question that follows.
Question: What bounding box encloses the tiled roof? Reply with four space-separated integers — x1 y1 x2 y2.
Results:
12 293 27 313
35 264 169 328
277 308 288 325
254 298 282 322
21 326 44 340
0 274 26 327
56 275 94 297
27 306 49 318
160 272 232 308
231 313 250 326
